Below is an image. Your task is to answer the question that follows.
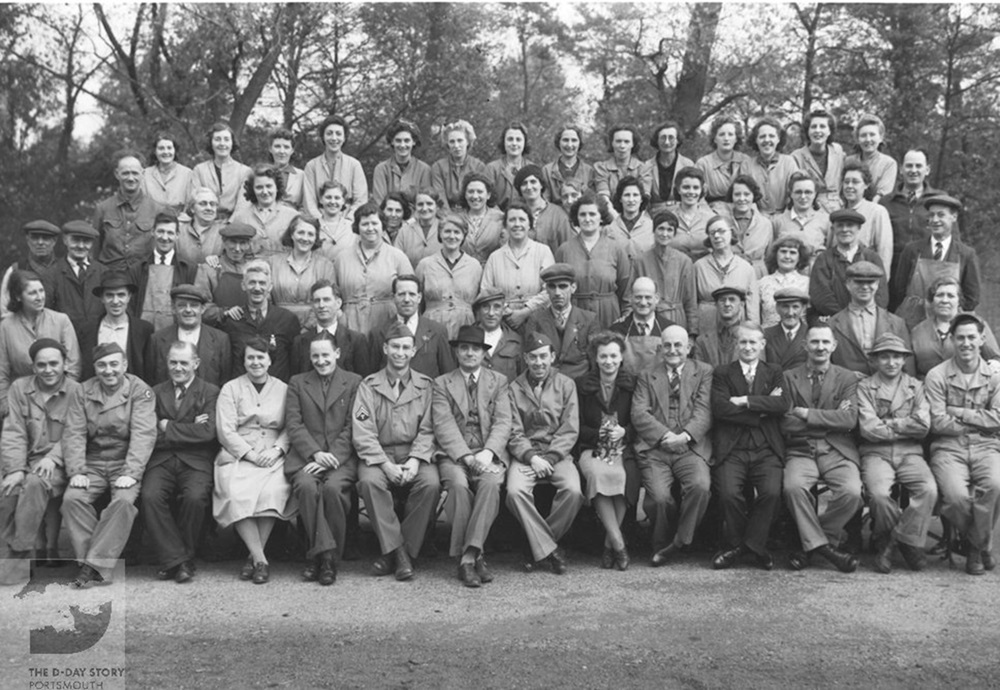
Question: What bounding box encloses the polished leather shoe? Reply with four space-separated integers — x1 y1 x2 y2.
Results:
175 561 195 584
474 556 493 583
458 562 481 588
984 550 996 571
898 543 927 571
613 547 630 571
156 565 178 581
600 547 615 570
395 547 414 581
252 562 269 584
788 550 809 571
547 547 568 575
873 537 894 574
712 546 743 570
754 550 774 571
967 548 985 576
650 542 679 567
71 564 103 588
816 544 858 573
371 553 395 577
239 556 255 581
318 555 337 586
302 560 319 581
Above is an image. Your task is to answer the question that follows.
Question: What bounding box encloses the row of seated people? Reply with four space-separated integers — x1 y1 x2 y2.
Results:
1 257 997 588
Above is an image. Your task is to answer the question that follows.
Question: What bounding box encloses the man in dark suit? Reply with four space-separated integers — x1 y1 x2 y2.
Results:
710 322 787 571
694 286 745 368
42 221 106 338
290 280 367 376
285 332 362 586
140 341 219 583
764 287 809 370
610 276 675 376
830 261 914 377
523 263 597 380
368 274 456 379
632 324 714 565
890 194 980 328
148 284 231 387
809 208 888 319
219 259 300 382
781 324 861 573
474 290 523 383
433 325 512 587
79 271 154 382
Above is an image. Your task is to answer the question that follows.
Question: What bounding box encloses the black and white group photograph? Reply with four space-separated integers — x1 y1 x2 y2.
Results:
2 1 1000 688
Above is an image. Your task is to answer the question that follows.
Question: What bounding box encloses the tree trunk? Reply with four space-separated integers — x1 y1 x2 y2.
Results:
673 3 721 133
230 5 288 136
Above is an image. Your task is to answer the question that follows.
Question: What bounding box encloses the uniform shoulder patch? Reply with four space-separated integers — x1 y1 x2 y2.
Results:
355 406 370 421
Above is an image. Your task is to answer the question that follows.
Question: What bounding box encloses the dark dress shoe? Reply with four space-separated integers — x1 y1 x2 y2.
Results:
474 556 493 583
302 560 319 581
967 548 985 576
898 543 927 571
815 544 858 573
71 564 103 588
175 561 195 583
547 547 568 575
712 546 743 570
788 550 810 571
983 550 996 571
614 547 630 571
395 547 414 581
239 557 255 581
873 537 894 574
458 562 481 588
600 547 615 570
156 565 178 581
650 542 679 567
252 562 269 584
754 551 774 571
371 553 395 577
318 555 337 586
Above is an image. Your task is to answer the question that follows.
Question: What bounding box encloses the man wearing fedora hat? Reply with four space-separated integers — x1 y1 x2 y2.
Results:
925 313 1000 575
126 209 207 331
506 331 583 574
764 287 810 370
829 261 913 377
524 263 597 380
890 194 980 328
433 324 513 587
147 284 231 387
61 342 157 587
473 290 523 383
0 220 60 320
41 220 106 339
694 286 745 367
857 333 935 574
78 271 154 382
810 207 888 319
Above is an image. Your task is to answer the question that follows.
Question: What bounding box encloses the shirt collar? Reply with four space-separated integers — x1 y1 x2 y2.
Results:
848 302 876 315
932 235 952 256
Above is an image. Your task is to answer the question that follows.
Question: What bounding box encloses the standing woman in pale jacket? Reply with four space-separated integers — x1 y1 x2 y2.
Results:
845 113 897 203
302 114 369 219
485 121 534 210
791 110 845 213
745 117 799 215
143 131 193 212
189 122 253 220
696 115 751 214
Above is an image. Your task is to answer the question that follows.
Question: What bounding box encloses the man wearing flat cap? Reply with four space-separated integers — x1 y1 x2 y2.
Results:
61 342 157 587
0 220 59 320
829 261 913 377
78 271 154 382
890 194 980 328
147 283 231 387
41 221 106 338
473 290 523 383
0 339 80 567
126 209 207 331
352 324 439 581
925 313 1000 575
694 286 746 367
857 333 935 574
505 331 582 574
434 325 513 587
514 165 573 253
92 149 163 268
200 221 257 326
809 208 888 319
524 263 598 380
764 287 810 370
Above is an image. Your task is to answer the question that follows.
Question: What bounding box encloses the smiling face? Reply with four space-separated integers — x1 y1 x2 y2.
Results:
211 130 233 159
155 139 176 166
464 180 488 211
524 345 554 379
731 183 754 213
172 297 205 329
439 220 465 251
476 298 504 331
518 174 542 202
805 326 836 366
393 279 421 319
755 124 779 158
927 204 957 240
384 336 415 371
952 323 984 367
902 151 929 190
320 186 346 218
167 344 199 386
841 170 867 204
776 299 805 329
292 220 317 252
192 192 219 224
116 156 143 195
154 222 178 254
503 128 525 158
66 234 94 262
20 279 45 314
391 130 414 161
678 176 702 207
32 347 66 390
776 244 800 273
630 279 659 317
253 175 277 208
242 271 272 308
222 237 251 263
244 346 271 381
357 213 383 246
857 124 881 155
269 137 293 167
660 326 690 368
414 194 438 223
653 219 678 246
874 351 905 379
596 341 623 378
310 339 339 377
558 129 580 158
95 352 126 389
311 285 341 326
807 117 831 147
736 327 765 364
101 287 131 319
323 124 345 154
847 277 877 307
504 208 530 242
791 179 816 211
833 220 860 248
382 200 405 230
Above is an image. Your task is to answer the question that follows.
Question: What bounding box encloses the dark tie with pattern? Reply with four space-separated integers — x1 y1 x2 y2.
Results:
637 321 647 336
933 241 943 261
669 367 680 398
810 370 823 408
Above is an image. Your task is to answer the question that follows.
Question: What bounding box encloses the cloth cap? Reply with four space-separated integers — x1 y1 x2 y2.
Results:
922 194 962 212
23 220 60 237
829 208 866 226
154 209 179 226
91 271 138 297
711 286 746 302
472 289 505 312
220 222 257 240
29 338 66 361
540 263 576 284
773 287 810 304
868 333 912 357
845 261 884 281
170 283 209 304
61 220 99 239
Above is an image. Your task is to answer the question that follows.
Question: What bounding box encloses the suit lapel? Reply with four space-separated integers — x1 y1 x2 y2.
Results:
304 371 326 409
561 311 580 358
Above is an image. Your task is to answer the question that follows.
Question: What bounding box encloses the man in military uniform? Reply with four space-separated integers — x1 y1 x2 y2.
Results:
352 324 439 581
856 333 935 574
61 342 157 586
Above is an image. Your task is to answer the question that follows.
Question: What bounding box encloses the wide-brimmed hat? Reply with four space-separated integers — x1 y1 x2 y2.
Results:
449 325 490 351
867 333 913 357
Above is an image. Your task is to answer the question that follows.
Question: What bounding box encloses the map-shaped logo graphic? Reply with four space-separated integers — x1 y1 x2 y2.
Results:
14 568 114 655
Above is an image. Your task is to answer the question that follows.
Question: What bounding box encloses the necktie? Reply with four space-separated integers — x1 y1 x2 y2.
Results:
175 385 186 403
669 367 680 397
785 329 795 342
933 241 943 261
394 379 403 401
251 309 262 327
467 373 478 404
810 370 823 408
745 366 755 389
158 251 169 265
637 321 647 336
907 190 916 204
75 259 88 277
555 310 568 330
